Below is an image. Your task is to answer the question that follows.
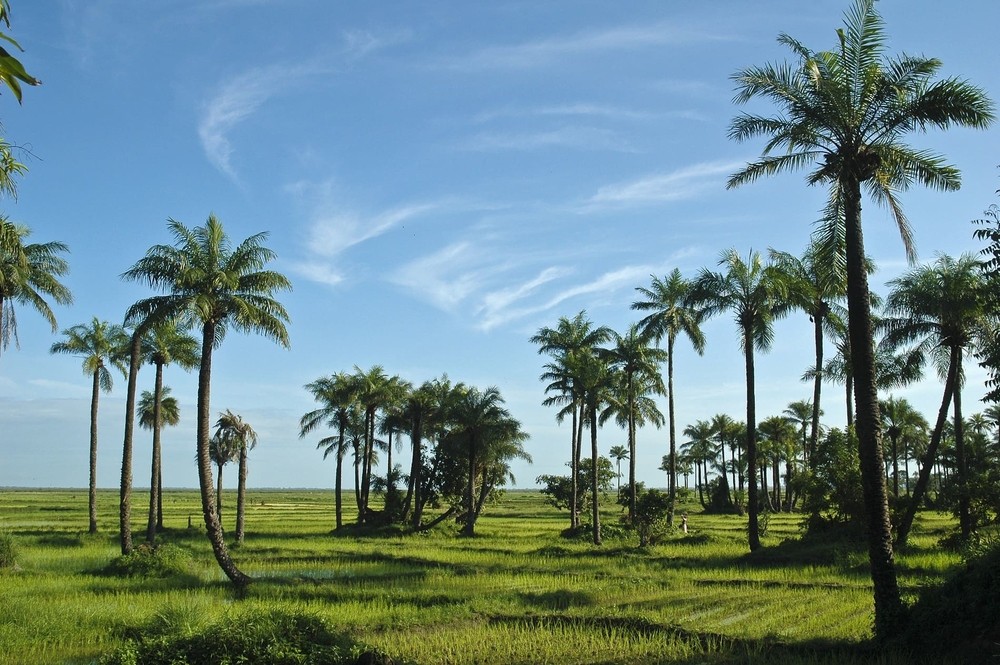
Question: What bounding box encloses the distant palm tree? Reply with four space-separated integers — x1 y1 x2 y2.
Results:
691 248 790 550
0 218 72 358
50 317 128 534
783 399 815 468
884 254 988 544
215 410 259 544
682 420 715 509
632 269 706 524
138 387 180 542
122 215 291 587
209 430 239 521
140 321 198 542
879 396 926 499
728 0 994 638
532 311 612 530
608 444 629 499
602 323 666 522
352 365 408 524
301 371 359 530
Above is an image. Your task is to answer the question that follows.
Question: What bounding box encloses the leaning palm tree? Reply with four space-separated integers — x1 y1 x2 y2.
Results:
0 218 72 358
215 409 259 544
727 0 994 638
140 321 198 542
883 254 988 545
691 248 790 551
632 269 706 525
138 386 180 542
601 323 666 522
122 215 291 587
50 317 128 534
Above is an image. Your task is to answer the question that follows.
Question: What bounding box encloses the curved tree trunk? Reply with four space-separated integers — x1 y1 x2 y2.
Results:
572 401 582 529
953 353 970 539
89 369 100 535
120 330 144 554
196 321 250 587
146 361 164 544
235 443 248 544
744 326 760 551
844 179 902 640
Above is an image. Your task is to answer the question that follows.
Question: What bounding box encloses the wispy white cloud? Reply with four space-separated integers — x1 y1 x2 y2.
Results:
461 126 636 153
473 103 654 124
449 21 733 70
584 160 746 209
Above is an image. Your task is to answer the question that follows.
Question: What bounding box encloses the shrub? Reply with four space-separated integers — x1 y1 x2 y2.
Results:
0 531 17 568
100 610 371 665
102 543 193 578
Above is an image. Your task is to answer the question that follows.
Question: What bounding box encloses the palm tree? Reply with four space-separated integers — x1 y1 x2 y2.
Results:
602 323 666 522
608 444 629 499
50 317 128 534
140 321 198 542
209 430 238 520
215 410 258 544
682 420 716 509
884 254 988 544
122 214 291 587
300 371 359 530
771 245 844 461
138 386 180 542
783 399 815 468
532 311 612 530
691 248 790 550
710 413 738 510
352 365 407 524
727 0 994 638
632 269 706 524
880 396 927 499
0 218 72 358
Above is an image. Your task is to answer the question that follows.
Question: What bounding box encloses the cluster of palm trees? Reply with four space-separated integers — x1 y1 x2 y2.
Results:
300 368 530 537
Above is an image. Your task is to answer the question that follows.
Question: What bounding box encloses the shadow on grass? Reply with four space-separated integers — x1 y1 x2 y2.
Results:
518 589 596 611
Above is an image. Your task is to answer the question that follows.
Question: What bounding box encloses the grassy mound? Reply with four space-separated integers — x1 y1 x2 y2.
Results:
102 543 194 578
100 610 382 665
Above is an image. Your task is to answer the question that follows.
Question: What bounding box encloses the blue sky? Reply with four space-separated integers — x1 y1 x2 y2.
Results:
1 1 999 491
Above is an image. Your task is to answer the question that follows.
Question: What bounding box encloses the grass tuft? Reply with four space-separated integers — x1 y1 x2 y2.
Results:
101 543 195 579
0 531 18 568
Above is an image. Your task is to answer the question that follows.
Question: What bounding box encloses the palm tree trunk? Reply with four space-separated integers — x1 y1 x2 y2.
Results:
157 466 164 530
627 372 637 523
120 330 143 554
719 438 730 507
146 362 165 544
843 179 902 640
196 321 250 587
573 401 583 529
810 306 825 465
744 327 760 551
667 337 677 526
953 357 970 539
462 436 477 536
407 417 421 529
590 404 601 546
89 369 100 535
216 463 224 520
890 434 899 499
335 435 344 530
235 443 248 544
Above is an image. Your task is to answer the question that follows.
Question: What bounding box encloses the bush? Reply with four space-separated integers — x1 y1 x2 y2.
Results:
0 531 17 568
100 610 373 665
633 489 672 546
102 543 193 578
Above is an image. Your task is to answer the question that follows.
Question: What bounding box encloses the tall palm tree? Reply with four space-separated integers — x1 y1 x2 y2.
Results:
727 0 994 638
532 311 612 530
122 215 291 587
300 371 359 530
576 351 615 545
884 254 988 544
771 245 844 461
691 248 790 551
632 269 706 524
50 317 128 534
215 410 258 544
0 218 72 358
352 365 407 524
602 323 666 522
608 444 629 499
140 321 198 542
138 386 180 542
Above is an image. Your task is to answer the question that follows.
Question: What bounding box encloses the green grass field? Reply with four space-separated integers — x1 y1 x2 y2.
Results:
0 488 964 664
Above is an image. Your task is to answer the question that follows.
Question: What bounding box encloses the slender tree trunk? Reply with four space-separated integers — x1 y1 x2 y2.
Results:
627 372 637 523
810 306 825 465
462 436 477 536
573 401 583 529
896 349 958 547
354 443 362 517
196 321 250 587
953 355 970 539
146 362 164 544
407 416 422 529
235 443 248 544
120 330 143 554
590 405 601 546
335 436 344 530
744 326 760 551
216 463 224 520
719 438 730 507
890 434 899 499
89 369 100 535
667 336 677 526
844 178 902 640
157 465 164 530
